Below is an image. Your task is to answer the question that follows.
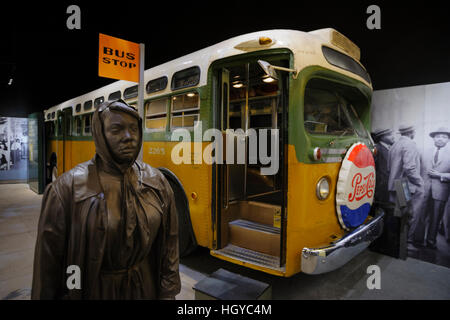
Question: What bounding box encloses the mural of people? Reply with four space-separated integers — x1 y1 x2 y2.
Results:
419 128 450 248
387 124 424 243
371 82 450 268
0 117 28 180
11 138 21 167
372 128 395 203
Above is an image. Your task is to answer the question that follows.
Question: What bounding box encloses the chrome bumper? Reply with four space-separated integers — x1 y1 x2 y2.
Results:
301 208 384 275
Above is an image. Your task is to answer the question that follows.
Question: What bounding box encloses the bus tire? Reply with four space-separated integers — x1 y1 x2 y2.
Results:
158 167 197 258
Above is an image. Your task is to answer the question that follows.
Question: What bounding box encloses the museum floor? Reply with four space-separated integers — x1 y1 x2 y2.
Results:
0 184 449 300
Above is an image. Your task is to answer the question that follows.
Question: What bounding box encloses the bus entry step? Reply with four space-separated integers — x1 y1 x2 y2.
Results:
193 268 272 300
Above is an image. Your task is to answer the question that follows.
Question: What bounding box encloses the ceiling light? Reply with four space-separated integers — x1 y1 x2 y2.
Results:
262 76 275 83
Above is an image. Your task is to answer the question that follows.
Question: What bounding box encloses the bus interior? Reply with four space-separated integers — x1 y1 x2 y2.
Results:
214 58 288 270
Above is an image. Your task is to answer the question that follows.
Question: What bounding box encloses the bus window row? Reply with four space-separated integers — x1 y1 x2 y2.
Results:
145 91 200 131
47 88 200 138
45 66 201 123
46 113 93 138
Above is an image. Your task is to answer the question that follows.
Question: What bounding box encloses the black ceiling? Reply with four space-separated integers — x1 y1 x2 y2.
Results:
1 0 449 117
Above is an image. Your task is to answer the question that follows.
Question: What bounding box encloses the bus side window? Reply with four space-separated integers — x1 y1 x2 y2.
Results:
83 114 92 136
50 121 55 137
74 117 82 136
57 116 62 137
94 96 104 107
66 115 72 136
170 92 199 130
145 98 168 131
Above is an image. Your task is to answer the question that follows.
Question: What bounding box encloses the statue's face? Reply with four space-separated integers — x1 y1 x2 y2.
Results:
103 110 139 164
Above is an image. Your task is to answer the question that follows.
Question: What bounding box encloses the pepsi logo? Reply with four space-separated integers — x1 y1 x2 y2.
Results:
336 143 376 230
348 171 375 202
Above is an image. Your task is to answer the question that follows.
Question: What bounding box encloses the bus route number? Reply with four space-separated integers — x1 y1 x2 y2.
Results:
148 147 165 155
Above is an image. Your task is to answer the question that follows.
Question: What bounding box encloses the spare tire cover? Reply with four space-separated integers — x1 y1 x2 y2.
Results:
336 142 376 230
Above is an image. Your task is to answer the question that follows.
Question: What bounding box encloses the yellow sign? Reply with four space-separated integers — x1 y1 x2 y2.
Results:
98 33 139 82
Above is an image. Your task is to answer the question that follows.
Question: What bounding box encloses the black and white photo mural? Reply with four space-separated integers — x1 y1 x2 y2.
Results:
0 117 28 181
371 82 450 268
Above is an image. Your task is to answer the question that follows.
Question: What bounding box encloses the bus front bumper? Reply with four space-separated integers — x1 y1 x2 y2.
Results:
301 208 384 275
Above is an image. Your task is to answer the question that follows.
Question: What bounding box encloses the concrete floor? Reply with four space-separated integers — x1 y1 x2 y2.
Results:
1 184 449 300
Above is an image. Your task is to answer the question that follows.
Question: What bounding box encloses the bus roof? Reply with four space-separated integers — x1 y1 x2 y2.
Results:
44 28 371 121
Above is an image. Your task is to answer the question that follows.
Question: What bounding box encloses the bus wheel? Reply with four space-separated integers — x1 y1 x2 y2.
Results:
158 167 197 257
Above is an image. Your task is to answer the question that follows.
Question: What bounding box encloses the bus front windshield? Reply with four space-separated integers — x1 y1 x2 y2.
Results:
303 79 369 140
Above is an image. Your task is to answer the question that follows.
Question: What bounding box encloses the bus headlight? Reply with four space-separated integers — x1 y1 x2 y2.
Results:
316 177 330 200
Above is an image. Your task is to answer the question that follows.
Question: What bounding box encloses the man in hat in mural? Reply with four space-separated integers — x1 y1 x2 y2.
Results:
419 127 450 248
388 124 424 244
372 128 395 204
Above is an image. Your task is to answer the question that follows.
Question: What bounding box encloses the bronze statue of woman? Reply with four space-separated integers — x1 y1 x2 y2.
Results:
32 100 180 299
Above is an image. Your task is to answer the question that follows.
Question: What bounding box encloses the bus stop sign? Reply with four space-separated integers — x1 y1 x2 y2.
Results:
98 33 140 82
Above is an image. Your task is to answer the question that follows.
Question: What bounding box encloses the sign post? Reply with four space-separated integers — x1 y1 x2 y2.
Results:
137 43 145 161
98 33 145 161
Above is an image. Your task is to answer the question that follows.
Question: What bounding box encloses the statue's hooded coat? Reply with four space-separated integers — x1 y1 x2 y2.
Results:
31 101 180 299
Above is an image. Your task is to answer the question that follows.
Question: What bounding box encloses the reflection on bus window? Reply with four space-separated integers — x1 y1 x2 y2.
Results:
65 116 72 136
83 114 92 135
146 76 168 94
124 85 138 99
57 116 62 136
145 98 168 131
304 86 353 136
170 92 199 130
84 100 93 111
94 96 105 107
108 91 121 101
74 117 82 136
171 67 200 90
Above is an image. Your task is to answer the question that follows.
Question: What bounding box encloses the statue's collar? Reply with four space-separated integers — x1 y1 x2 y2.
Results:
73 157 164 202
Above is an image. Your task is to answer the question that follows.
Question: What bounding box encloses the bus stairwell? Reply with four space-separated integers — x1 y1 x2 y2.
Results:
213 60 288 272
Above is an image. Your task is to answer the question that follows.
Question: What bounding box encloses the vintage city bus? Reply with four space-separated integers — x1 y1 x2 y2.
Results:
43 29 384 277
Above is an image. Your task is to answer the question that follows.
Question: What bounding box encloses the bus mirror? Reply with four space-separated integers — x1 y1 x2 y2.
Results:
257 60 298 79
258 60 278 80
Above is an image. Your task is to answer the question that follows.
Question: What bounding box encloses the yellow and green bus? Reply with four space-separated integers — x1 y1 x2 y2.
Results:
43 28 384 277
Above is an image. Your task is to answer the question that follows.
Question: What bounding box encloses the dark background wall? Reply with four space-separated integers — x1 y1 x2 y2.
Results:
1 1 449 117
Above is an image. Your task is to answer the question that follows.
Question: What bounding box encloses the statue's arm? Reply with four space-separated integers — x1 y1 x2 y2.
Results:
158 179 181 300
31 184 68 299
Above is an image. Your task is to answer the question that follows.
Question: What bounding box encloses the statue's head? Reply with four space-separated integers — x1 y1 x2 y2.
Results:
93 100 142 169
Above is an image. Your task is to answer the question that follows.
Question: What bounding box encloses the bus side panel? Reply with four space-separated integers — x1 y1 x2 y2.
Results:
143 141 212 249
47 139 57 162
70 140 96 170
64 140 72 174
57 140 64 177
285 145 345 276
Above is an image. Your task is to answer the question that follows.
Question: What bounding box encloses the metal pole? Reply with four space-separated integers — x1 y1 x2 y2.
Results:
137 42 145 162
